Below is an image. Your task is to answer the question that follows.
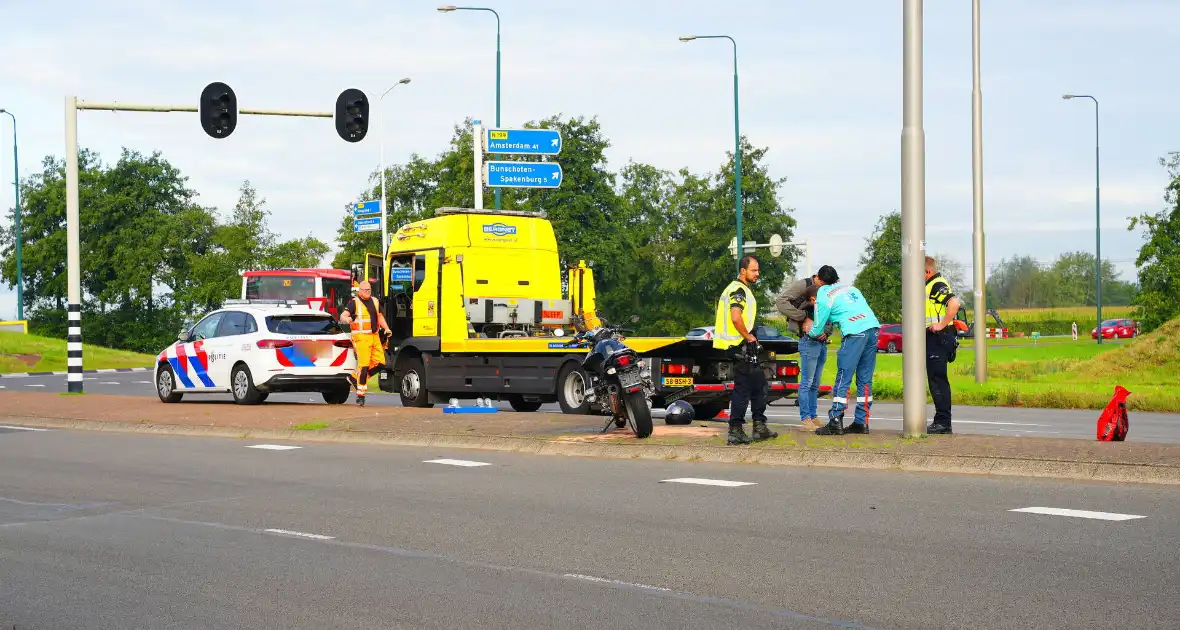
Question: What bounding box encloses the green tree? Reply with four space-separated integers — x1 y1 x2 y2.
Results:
1129 152 1180 331
853 211 902 323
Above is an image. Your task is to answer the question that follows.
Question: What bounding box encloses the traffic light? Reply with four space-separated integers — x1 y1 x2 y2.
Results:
335 88 369 143
199 82 238 139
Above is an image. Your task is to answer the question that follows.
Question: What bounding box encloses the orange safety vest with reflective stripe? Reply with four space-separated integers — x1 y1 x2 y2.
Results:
349 296 381 334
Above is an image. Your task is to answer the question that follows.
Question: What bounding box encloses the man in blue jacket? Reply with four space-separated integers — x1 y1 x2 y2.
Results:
805 268 881 435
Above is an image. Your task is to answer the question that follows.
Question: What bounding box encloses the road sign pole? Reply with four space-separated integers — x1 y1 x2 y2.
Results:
473 121 484 209
901 0 928 438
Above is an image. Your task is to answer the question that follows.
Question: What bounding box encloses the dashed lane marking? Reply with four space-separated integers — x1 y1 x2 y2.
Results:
0 425 50 432
424 458 492 467
660 477 757 487
264 528 335 540
246 444 302 451
1010 507 1146 521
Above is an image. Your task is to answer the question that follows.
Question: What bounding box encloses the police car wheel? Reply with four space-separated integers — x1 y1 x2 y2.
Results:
156 364 183 403
322 387 349 405
231 364 264 405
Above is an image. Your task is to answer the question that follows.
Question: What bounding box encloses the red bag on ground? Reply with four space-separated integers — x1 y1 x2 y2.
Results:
1096 385 1131 442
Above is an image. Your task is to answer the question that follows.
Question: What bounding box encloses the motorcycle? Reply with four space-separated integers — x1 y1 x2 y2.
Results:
566 314 654 439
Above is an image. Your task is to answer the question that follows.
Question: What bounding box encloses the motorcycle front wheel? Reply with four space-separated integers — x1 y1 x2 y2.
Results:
623 389 653 439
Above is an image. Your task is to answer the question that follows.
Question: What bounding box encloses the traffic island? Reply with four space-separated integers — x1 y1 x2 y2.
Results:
2 392 1178 485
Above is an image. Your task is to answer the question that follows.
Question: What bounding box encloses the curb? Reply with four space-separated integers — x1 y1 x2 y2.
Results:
0 367 153 379
6 416 1179 486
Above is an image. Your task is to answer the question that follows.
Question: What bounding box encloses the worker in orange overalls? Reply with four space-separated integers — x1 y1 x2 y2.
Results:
339 280 391 406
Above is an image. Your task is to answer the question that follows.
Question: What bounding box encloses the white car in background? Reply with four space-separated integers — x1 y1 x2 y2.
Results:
154 300 357 405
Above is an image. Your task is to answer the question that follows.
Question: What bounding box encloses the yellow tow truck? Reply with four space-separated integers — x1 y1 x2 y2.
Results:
354 207 801 421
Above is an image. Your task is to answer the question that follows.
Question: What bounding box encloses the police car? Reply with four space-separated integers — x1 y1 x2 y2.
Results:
154 299 357 405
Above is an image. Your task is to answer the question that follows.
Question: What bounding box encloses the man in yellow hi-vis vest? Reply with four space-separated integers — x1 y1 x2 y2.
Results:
924 256 962 434
339 280 391 406
713 256 777 445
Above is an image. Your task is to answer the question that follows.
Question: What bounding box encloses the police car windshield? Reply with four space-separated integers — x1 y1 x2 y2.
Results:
266 314 343 335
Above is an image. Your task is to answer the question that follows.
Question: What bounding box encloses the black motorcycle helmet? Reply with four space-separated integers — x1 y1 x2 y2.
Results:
665 400 694 425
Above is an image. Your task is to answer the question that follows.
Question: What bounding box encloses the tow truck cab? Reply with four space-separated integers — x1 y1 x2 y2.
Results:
354 207 799 416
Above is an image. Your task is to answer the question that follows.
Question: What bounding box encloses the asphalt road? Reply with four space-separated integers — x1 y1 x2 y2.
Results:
1 427 1177 629
5 369 1179 443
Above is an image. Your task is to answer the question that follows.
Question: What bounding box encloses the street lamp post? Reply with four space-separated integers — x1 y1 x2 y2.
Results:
970 0 987 383
378 78 411 256
679 34 743 275
0 109 20 321
900 0 928 438
439 5 502 211
1062 94 1101 344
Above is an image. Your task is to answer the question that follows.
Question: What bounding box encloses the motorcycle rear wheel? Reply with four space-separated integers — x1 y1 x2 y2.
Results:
623 390 653 439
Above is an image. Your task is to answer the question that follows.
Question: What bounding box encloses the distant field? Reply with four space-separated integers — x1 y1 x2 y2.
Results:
0 330 156 374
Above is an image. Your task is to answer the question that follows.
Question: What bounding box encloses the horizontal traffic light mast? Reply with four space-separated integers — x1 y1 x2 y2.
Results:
59 81 372 393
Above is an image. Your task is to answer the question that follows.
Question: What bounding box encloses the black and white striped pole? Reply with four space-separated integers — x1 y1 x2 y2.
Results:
62 83 369 393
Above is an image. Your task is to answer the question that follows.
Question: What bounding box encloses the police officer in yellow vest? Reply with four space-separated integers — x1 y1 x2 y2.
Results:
924 256 962 434
339 280 391 407
713 256 778 445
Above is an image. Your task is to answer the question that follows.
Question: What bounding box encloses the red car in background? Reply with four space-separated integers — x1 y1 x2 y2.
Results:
1092 319 1139 340
877 324 903 353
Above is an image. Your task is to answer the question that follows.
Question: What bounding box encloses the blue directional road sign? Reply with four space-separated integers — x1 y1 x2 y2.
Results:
485 161 563 189
353 216 381 232
486 128 562 156
352 200 380 217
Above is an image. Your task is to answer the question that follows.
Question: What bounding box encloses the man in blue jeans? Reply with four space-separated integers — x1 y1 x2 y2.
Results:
774 266 836 429
806 279 881 435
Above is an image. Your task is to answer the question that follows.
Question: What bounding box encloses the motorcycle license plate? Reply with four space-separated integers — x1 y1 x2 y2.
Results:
662 377 693 387
617 368 641 388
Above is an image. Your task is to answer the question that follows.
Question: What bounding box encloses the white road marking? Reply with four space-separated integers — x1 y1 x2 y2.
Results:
660 477 757 487
263 528 335 540
1010 507 1146 521
100 381 120 385
0 425 49 432
134 380 151 384
424 458 492 467
246 444 302 451
565 573 672 592
26 384 44 388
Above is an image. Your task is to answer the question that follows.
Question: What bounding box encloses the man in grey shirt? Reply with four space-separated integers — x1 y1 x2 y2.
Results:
775 266 837 429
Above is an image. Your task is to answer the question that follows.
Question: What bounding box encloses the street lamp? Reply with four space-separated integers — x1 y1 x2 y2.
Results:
439 4 503 211
0 109 20 321
679 34 744 274
378 77 411 256
1062 93 1102 344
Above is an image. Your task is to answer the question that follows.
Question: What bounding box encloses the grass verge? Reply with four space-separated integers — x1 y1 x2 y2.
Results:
808 317 1180 413
0 330 156 374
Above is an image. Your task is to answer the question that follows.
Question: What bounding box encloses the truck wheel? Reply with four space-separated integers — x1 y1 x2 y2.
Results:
624 390 653 438
156 364 183 403
692 403 725 421
231 364 263 405
398 356 433 408
556 363 591 415
508 395 543 412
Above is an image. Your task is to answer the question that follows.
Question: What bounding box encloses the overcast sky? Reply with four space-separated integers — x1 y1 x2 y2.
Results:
2 0 1177 320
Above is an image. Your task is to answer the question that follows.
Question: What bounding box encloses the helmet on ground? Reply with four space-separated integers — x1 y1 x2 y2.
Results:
665 400 694 425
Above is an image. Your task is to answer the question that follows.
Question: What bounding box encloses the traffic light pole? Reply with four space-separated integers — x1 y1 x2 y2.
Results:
63 95 335 394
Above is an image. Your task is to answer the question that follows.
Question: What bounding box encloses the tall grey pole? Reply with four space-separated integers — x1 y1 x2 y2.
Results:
378 78 411 259
901 0 927 437
65 96 83 394
1062 94 1101 344
0 109 21 321
970 0 987 382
